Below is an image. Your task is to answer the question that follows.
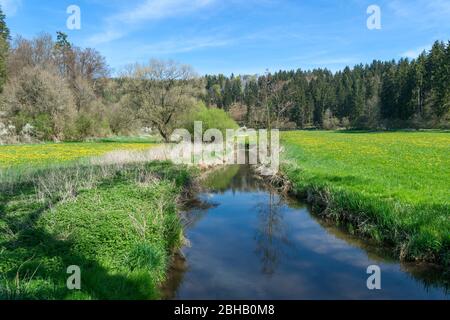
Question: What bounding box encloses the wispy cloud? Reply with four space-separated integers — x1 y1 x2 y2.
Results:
400 45 431 59
88 0 216 45
389 0 450 24
0 0 21 16
286 51 359 70
311 58 356 66
114 25 308 58
137 36 235 55
115 0 215 24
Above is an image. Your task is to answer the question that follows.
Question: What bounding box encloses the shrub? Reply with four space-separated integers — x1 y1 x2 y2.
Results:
0 121 18 144
108 98 139 135
341 117 351 129
322 108 340 130
181 103 239 137
74 113 95 140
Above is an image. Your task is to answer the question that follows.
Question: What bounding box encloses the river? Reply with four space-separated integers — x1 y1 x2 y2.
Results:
162 165 449 300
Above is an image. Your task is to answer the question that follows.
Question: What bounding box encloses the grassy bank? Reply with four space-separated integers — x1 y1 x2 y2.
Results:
0 160 193 299
281 131 450 266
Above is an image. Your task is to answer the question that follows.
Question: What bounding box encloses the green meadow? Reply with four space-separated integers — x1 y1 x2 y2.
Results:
281 131 450 265
0 137 156 169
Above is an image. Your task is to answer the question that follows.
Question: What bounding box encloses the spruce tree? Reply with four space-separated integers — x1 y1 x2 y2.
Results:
0 5 10 92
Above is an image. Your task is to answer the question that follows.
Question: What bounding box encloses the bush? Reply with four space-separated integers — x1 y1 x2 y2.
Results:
0 121 18 144
108 98 139 135
322 109 340 130
74 113 95 140
181 103 239 137
341 117 351 129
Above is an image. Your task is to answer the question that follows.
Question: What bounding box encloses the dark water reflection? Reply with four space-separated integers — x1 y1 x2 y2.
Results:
162 166 449 300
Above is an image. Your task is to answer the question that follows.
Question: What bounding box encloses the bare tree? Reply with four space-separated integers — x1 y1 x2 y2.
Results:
75 47 109 81
7 34 55 78
8 33 109 88
2 66 76 141
124 59 200 141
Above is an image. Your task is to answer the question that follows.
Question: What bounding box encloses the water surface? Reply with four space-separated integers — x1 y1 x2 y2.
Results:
162 165 449 300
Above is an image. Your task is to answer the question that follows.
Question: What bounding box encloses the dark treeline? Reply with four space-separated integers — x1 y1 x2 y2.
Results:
204 41 450 130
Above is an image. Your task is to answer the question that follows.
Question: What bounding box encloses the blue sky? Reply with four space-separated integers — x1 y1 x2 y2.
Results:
1 0 450 75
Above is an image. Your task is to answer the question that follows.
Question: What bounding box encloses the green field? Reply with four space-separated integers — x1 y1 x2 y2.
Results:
281 131 450 265
0 138 156 169
0 151 193 299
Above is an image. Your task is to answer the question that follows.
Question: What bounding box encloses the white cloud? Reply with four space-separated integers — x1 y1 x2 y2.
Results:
138 36 235 55
0 0 21 16
427 0 450 16
400 45 431 59
88 30 125 46
88 0 216 45
389 0 450 23
311 58 356 65
115 0 215 24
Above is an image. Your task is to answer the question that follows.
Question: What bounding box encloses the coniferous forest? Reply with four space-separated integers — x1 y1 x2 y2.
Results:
205 41 450 130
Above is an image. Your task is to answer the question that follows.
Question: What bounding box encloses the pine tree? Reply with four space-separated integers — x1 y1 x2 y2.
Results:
397 59 416 120
231 76 242 103
414 53 427 118
54 31 74 79
380 67 399 121
426 41 447 118
0 5 10 92
222 78 233 111
441 41 450 120
351 68 365 123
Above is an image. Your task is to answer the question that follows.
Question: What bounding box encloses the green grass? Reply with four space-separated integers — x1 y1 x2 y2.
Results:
0 140 156 169
0 161 193 300
93 135 162 144
281 130 450 265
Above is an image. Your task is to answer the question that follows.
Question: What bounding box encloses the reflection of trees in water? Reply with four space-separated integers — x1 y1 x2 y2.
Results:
307 204 450 295
159 252 188 300
203 165 263 193
229 166 262 192
180 199 217 230
254 191 292 276
402 264 450 295
161 201 215 299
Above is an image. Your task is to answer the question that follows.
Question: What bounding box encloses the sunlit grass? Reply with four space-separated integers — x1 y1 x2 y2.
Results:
281 130 450 264
0 141 156 169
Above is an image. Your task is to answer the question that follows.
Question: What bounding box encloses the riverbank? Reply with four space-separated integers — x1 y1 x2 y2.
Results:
0 160 195 299
280 131 450 267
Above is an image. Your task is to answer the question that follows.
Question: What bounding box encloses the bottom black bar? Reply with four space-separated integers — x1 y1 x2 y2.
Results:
0 300 447 318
